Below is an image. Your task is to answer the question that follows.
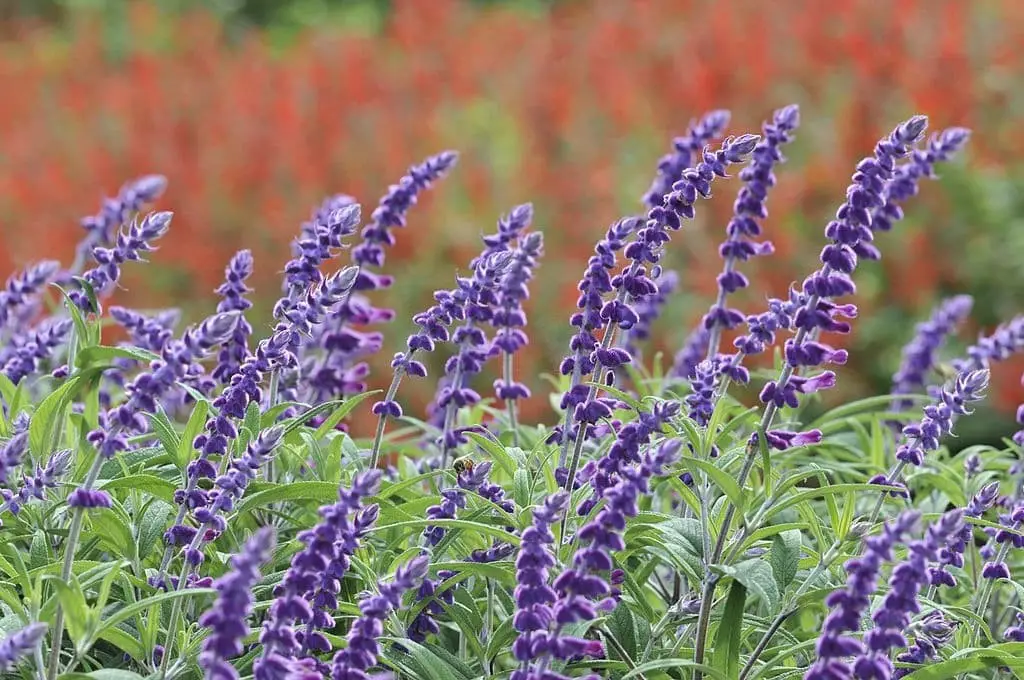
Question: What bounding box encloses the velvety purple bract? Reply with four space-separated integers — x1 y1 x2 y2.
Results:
213 250 255 385
0 622 47 672
644 109 731 209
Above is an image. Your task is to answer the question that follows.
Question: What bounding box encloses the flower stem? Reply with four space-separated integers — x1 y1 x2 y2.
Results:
47 456 103 680
502 351 519 446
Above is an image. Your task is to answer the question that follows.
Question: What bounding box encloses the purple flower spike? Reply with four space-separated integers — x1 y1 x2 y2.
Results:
1 318 73 384
74 174 167 271
257 470 382 679
0 622 47 672
492 228 542 390
0 449 72 520
0 260 60 329
671 326 710 380
213 250 255 385
805 511 919 680
71 210 173 313
931 481 999 587
329 555 430 679
891 295 973 413
624 270 678 358
436 251 513 460
855 511 963 680
703 104 800 353
0 432 28 485
199 528 275 680
894 369 989 467
109 306 179 353
306 152 458 404
512 491 569 664
861 127 972 259
952 315 1024 373
644 109 731 209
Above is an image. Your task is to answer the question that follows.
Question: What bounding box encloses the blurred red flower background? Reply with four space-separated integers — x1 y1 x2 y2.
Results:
1 0 1022 435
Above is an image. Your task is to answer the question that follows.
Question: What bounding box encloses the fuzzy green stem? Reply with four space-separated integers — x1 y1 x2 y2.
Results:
502 351 519 446
369 357 412 470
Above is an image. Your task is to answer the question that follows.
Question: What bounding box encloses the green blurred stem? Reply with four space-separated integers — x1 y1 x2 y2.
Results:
502 351 519 446
972 533 1016 645
265 369 280 483
47 456 104 680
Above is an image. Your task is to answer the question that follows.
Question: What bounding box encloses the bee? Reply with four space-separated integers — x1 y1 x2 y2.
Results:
453 457 475 475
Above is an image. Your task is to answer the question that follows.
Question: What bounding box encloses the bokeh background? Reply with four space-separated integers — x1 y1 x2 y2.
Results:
2 0 1023 441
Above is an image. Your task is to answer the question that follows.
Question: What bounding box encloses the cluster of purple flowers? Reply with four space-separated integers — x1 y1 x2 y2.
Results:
198 527 275 680
0 622 47 672
855 511 963 680
805 512 918 680
0 260 60 331
643 109 731 210
73 174 167 271
257 470 382 679
890 295 973 413
701 104 800 356
931 481 999 588
306 152 458 403
212 250 255 385
329 555 429 680
69 211 173 313
2 318 72 384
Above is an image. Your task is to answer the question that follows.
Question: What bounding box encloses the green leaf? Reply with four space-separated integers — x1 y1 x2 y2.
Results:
711 581 746 680
513 468 530 510
87 670 147 680
901 643 1024 679
312 391 377 438
137 501 173 561
100 475 177 504
95 588 215 636
675 456 745 512
769 530 802 592
146 407 181 465
29 529 49 570
714 560 780 613
76 346 161 370
280 400 362 439
43 575 89 647
620 659 726 680
464 431 515 478
236 481 338 513
177 400 209 470
368 519 521 546
29 375 82 457
380 638 470 680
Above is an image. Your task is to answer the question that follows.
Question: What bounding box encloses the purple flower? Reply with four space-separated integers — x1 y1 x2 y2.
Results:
213 250 255 385
0 622 46 672
256 470 382 678
306 152 458 404
435 251 513 459
0 449 71 520
703 104 800 352
1015 399 1024 449
512 491 568 664
70 211 173 313
492 229 543 411
109 306 179 352
855 511 963 680
860 127 971 260
330 555 429 679
981 500 1024 580
686 360 719 427
1005 612 1024 642
891 295 973 413
277 204 360 315
931 483 998 588
0 431 28 485
199 528 275 680
644 109 731 209
185 427 284 566
564 134 758 454
893 369 989 467
671 326 709 380
952 315 1024 373
893 611 957 678
624 269 678 358
761 117 928 427
2 318 72 384
0 260 60 329
805 512 919 680
74 174 167 272
555 217 641 445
